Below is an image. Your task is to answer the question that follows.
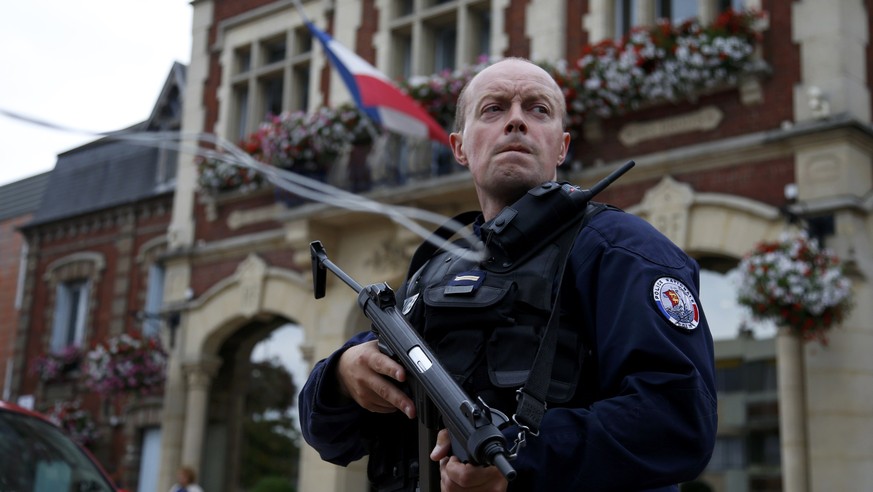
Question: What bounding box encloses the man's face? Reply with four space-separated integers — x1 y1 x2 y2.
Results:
450 59 570 219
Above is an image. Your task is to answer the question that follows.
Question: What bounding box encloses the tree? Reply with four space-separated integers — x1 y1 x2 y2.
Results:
240 358 300 489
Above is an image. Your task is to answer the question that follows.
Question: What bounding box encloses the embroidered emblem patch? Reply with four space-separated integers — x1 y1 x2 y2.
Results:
652 277 700 331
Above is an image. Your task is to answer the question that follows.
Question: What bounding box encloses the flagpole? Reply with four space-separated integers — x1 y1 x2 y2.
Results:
291 0 311 24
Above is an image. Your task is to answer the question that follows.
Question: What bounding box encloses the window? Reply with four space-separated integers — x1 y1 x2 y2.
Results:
260 74 284 118
476 8 491 56
387 0 491 79
719 0 745 11
393 30 413 79
51 280 89 351
708 436 745 470
614 0 636 37
612 0 745 37
433 24 458 72
657 0 699 23
745 360 777 393
136 427 162 492
227 26 312 140
715 360 743 393
233 86 250 142
747 430 780 466
0 408 116 492
143 265 165 338
262 36 287 65
14 241 28 310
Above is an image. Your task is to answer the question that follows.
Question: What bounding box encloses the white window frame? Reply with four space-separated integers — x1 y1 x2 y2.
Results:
143 264 166 338
217 7 314 142
137 427 163 492
50 279 90 351
594 0 752 41
383 0 493 79
14 241 28 310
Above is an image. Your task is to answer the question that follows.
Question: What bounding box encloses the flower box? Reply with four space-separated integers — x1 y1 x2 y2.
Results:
84 333 168 396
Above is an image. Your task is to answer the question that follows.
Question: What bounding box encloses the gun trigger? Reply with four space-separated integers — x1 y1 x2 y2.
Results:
477 396 510 428
377 340 394 358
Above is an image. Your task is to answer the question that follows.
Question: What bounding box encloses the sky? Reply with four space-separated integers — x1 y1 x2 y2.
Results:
0 0 194 187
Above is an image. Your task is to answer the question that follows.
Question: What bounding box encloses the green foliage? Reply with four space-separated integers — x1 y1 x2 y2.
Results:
240 359 300 489
250 476 296 492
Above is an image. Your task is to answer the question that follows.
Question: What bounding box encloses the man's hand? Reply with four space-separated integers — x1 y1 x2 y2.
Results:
336 340 416 419
430 429 508 492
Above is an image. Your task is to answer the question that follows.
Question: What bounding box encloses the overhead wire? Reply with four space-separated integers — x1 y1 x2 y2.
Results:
0 107 487 262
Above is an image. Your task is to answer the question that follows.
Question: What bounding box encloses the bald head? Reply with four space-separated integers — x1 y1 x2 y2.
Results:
454 58 567 133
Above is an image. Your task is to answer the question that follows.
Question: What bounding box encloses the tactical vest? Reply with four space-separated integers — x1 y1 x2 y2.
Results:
366 201 610 491
398 203 606 417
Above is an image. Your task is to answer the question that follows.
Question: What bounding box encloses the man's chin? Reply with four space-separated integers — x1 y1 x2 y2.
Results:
490 175 542 204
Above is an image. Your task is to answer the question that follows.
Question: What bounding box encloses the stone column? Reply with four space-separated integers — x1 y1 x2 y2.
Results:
181 357 222 474
777 327 808 492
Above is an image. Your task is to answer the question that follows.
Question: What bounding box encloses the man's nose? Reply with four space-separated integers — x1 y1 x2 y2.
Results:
504 104 527 134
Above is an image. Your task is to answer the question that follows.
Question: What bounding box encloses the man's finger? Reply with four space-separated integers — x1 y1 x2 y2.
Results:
430 429 452 461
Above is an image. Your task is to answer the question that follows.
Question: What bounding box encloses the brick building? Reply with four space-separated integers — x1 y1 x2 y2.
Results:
153 1 873 491
5 0 872 491
0 173 49 401
9 63 185 491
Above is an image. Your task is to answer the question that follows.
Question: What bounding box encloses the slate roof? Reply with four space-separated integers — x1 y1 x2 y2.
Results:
0 172 51 222
27 140 178 226
24 62 186 228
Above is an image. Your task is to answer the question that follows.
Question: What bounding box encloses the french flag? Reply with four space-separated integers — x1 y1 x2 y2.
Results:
305 21 451 147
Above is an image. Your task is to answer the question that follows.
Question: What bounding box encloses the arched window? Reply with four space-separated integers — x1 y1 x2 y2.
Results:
44 252 105 352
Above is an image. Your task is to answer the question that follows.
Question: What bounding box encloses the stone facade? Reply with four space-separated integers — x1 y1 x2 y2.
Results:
5 0 870 491
158 0 873 490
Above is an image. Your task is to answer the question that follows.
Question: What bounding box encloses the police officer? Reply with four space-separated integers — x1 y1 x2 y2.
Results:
300 58 717 491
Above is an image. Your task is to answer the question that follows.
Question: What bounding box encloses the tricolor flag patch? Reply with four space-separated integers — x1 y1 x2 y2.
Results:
652 277 700 331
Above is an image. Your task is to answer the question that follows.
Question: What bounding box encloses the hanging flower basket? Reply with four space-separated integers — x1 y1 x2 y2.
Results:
31 345 83 383
84 333 168 396
736 231 853 343
46 400 100 448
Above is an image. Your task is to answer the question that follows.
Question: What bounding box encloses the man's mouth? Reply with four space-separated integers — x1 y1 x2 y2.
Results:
498 144 531 154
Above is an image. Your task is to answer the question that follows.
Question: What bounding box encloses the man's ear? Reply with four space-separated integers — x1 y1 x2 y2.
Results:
558 132 571 164
450 132 468 166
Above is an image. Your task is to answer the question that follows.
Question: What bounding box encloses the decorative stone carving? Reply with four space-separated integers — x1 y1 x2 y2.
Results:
618 106 723 147
227 203 285 230
236 254 267 317
639 176 694 249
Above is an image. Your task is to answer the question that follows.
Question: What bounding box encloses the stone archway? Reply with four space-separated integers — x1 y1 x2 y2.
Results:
628 175 788 259
157 253 321 492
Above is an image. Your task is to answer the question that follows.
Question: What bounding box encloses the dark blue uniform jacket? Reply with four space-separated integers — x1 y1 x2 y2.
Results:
299 208 718 491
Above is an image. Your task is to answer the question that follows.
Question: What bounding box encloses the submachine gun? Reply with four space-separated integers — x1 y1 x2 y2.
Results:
309 161 635 491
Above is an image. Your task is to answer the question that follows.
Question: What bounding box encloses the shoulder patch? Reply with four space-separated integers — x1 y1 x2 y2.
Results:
652 277 700 331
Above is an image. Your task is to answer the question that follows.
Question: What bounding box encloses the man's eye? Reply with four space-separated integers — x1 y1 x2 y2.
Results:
532 105 550 114
483 105 502 113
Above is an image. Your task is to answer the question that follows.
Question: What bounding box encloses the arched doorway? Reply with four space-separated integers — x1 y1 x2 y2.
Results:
200 316 298 492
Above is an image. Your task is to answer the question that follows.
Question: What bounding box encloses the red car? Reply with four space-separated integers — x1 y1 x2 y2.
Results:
0 400 123 491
